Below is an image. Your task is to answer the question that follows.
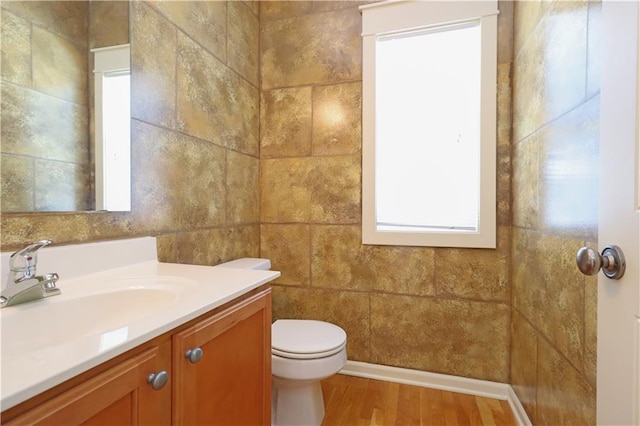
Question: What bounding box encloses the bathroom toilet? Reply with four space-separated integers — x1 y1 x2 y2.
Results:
271 319 347 426
218 258 348 426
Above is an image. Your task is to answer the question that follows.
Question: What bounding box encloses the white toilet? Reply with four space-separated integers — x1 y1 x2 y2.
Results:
218 258 348 426
271 319 347 426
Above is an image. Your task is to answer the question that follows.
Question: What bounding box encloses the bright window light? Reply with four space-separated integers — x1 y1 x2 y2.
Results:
102 72 131 211
92 44 131 212
375 23 481 232
360 1 497 248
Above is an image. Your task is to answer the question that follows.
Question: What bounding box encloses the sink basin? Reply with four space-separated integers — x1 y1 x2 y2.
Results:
1 276 196 354
0 237 282 411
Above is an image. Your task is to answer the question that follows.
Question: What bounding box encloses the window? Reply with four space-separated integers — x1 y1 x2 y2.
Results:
361 1 498 248
92 44 131 212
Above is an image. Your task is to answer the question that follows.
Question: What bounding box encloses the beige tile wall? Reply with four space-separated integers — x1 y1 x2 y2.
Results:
511 0 600 423
260 1 514 382
89 0 129 49
1 1 261 268
1 2 91 212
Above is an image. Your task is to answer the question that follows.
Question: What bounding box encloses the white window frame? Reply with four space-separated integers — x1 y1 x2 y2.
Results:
92 43 131 212
360 0 498 248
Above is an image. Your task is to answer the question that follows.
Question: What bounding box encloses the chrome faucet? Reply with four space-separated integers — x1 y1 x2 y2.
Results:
1 240 61 308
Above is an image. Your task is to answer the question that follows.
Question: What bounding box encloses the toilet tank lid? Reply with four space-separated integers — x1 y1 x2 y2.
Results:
217 258 271 270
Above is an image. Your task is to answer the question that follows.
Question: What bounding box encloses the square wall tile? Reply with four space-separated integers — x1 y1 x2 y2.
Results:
497 1 514 64
435 226 510 302
512 135 540 229
149 0 226 63
89 1 129 48
536 337 595 425
261 157 314 223
260 155 360 223
539 96 599 241
228 1 259 87
512 228 586 371
371 294 510 383
1 155 34 212
260 2 313 23
261 87 312 158
312 2 373 13
244 1 259 17
177 32 259 154
308 155 360 223
1 214 91 251
131 121 226 233
513 0 544 58
271 285 370 361
1 1 88 42
513 0 588 142
1 84 89 164
497 63 512 148
35 159 91 211
260 7 361 89
90 212 141 241
312 82 362 156
131 1 177 129
311 225 435 296
1 9 32 86
156 233 178 263
497 144 512 227
226 151 259 225
260 224 311 286
175 225 260 266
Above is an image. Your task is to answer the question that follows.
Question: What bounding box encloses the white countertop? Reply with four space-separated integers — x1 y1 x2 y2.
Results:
0 238 280 410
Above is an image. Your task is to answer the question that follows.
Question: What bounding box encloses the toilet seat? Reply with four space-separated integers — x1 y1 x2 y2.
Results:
272 319 347 360
272 343 346 360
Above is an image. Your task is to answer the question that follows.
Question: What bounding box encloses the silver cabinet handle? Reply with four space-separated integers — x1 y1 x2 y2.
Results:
185 347 203 364
147 370 168 390
576 245 626 280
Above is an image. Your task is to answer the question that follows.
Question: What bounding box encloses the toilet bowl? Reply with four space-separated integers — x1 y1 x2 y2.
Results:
271 319 347 426
217 258 348 426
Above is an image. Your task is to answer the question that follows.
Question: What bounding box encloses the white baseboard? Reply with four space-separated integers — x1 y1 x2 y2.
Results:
339 360 532 426
507 384 533 426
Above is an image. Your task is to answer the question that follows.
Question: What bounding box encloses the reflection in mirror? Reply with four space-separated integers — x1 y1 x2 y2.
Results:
0 1 130 213
92 44 131 211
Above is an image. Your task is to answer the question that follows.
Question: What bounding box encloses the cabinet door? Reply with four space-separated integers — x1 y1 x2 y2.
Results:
173 289 272 425
4 343 171 426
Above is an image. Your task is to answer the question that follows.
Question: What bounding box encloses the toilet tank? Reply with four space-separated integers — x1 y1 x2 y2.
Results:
217 258 271 270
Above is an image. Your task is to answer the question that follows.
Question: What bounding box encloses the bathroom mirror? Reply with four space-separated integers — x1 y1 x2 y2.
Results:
0 1 130 213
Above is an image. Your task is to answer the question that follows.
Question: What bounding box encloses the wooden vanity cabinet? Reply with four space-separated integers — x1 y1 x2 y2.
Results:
173 289 272 425
1 287 272 426
3 342 172 426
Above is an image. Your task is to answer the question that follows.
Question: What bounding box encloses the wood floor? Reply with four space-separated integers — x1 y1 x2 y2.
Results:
321 374 517 426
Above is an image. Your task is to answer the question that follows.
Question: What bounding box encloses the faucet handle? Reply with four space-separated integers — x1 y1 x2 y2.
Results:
9 240 52 276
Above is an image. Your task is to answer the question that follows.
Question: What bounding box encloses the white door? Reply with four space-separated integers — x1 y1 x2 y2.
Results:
597 1 640 424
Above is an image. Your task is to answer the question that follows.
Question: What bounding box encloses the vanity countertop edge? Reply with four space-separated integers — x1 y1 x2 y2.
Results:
0 258 280 411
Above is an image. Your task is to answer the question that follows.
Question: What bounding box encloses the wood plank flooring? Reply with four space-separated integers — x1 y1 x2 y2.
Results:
321 374 517 426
